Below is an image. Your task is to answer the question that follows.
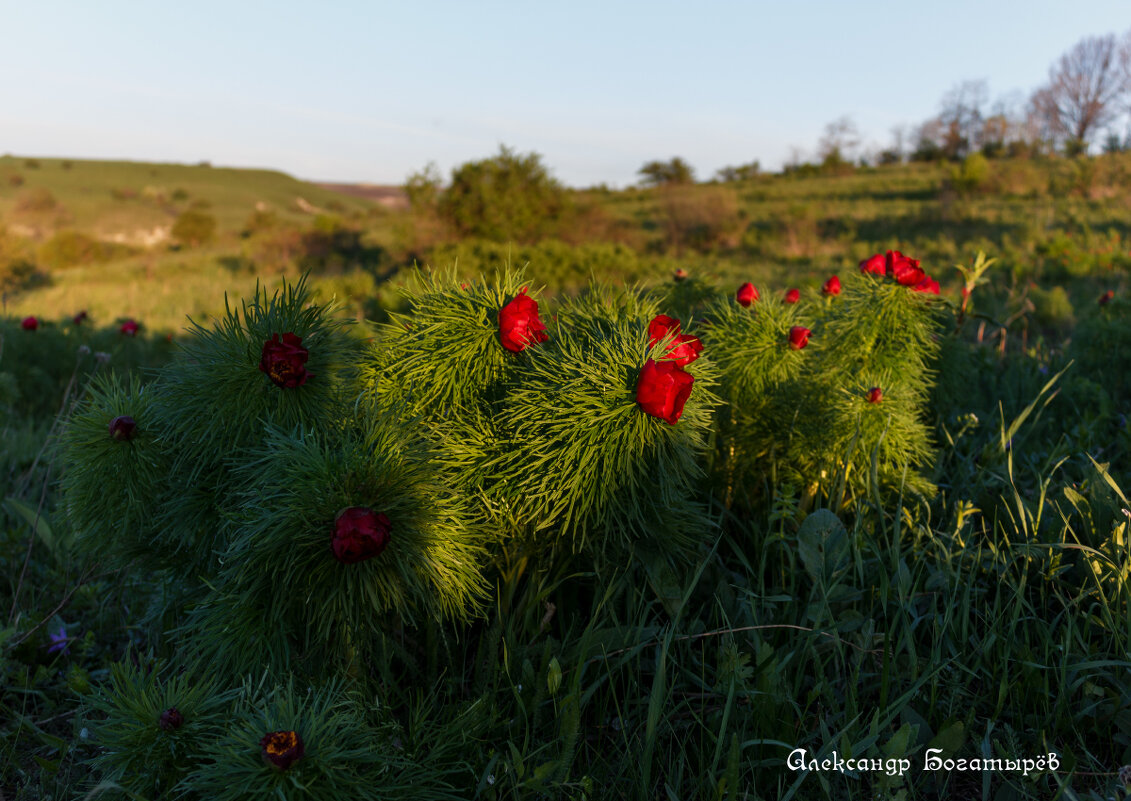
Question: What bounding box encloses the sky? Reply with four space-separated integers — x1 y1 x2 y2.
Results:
2 1 1129 188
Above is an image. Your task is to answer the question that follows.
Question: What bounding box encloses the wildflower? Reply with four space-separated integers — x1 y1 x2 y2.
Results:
788 326 811 350
736 282 759 307
498 290 549 353
260 730 305 771
866 387 883 404
109 415 137 441
647 315 703 367
822 275 841 296
21 316 38 331
636 358 694 425
46 626 69 655
784 288 800 304
332 507 392 564
120 319 139 336
259 333 310 388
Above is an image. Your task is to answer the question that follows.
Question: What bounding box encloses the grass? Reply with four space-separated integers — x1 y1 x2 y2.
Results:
3 154 1131 799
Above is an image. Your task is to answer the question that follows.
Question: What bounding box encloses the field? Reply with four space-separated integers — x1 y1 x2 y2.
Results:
3 153 1131 799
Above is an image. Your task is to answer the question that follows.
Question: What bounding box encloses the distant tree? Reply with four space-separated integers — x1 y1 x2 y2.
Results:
404 162 443 210
438 145 569 243
936 80 988 160
1031 33 1129 154
817 116 860 166
714 161 760 182
638 157 695 186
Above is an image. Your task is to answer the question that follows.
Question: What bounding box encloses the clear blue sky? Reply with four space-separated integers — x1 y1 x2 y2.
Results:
2 1 1128 187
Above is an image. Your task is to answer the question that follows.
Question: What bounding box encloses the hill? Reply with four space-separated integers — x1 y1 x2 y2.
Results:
0 156 375 244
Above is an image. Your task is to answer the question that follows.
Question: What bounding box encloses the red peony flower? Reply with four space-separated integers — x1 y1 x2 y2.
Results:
788 326 811 350
911 276 940 295
158 707 184 731
1100 289 1115 306
332 506 392 564
636 358 694 425
784 288 800 304
647 315 703 367
886 251 925 286
859 254 886 275
73 310 88 325
109 415 137 441
260 730 305 771
259 332 311 388
120 319 139 336
498 291 549 353
673 268 688 282
866 387 883 404
21 316 38 331
736 282 759 307
822 275 841 296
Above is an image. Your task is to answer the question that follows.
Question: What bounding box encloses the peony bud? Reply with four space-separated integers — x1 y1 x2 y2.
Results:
73 310 88 325
788 326 810 350
158 707 184 731
260 730 304 771
822 275 841 296
636 358 694 425
736 282 759 307
866 387 883 404
332 507 392 564
673 268 688 282
784 288 800 304
21 316 38 331
120 319 139 336
259 332 311 388
109 415 137 441
498 291 549 353
1100 289 1115 306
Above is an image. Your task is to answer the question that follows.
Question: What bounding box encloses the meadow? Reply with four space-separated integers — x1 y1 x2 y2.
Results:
2 151 1131 800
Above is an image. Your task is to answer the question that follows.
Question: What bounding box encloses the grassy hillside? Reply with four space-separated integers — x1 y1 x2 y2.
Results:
0 155 374 242
3 153 1130 336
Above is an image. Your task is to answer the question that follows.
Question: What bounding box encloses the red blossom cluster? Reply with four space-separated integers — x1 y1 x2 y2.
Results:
859 250 939 294
637 314 704 425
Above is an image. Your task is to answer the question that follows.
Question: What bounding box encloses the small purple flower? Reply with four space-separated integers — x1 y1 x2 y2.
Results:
46 626 70 656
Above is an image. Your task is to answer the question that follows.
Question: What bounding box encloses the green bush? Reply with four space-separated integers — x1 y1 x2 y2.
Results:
37 230 134 269
171 209 217 247
438 145 570 243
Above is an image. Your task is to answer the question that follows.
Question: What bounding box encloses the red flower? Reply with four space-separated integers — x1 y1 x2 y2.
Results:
259 332 310 388
911 276 940 295
784 288 800 304
498 291 549 353
859 254 886 275
788 326 811 350
332 506 392 564
647 315 703 367
822 275 841 296
887 251 925 286
73 310 88 325
866 387 883 404
158 707 184 731
109 415 137 441
1100 289 1115 306
636 358 694 425
260 730 305 771
673 268 688 282
120 319 139 336
20 316 38 331
736 282 759 307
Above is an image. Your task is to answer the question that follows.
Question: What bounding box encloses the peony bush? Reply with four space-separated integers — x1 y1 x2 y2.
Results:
60 258 946 797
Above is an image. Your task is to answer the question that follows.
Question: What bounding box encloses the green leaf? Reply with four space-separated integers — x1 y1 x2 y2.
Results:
4 496 54 554
796 509 849 584
927 720 965 756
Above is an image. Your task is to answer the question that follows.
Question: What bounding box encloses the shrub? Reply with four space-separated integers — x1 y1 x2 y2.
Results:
658 185 742 253
13 186 58 213
37 230 134 269
948 152 990 195
438 145 570 243
171 209 217 247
